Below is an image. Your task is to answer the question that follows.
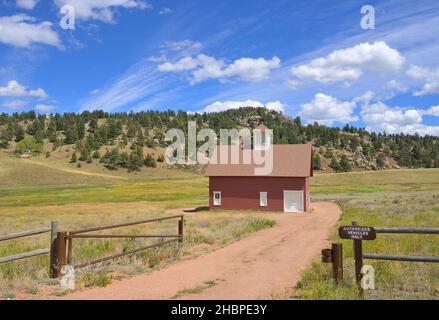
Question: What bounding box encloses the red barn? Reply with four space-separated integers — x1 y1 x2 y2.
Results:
205 143 313 212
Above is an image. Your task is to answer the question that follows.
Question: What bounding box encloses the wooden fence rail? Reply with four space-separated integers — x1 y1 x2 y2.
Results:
0 216 185 278
0 221 58 277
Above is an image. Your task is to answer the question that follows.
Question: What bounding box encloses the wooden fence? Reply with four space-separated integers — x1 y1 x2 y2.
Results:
0 221 58 277
0 215 184 278
322 221 439 289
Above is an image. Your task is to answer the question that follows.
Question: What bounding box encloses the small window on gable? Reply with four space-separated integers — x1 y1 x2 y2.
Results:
260 192 268 207
214 192 221 206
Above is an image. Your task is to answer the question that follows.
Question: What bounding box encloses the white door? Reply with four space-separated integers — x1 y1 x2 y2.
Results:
283 191 304 213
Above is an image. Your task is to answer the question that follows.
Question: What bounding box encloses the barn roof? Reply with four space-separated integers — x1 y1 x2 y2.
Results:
205 144 313 178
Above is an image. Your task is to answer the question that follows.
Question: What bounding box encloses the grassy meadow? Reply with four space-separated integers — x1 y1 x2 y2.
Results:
296 169 439 300
0 153 277 298
0 151 438 299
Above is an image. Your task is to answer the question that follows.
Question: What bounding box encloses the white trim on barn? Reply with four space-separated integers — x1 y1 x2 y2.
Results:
213 191 221 206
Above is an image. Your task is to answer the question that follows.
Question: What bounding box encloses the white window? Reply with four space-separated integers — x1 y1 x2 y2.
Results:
260 192 268 207
213 191 221 206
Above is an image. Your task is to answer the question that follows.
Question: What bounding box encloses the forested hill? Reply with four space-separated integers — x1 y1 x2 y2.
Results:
0 107 438 172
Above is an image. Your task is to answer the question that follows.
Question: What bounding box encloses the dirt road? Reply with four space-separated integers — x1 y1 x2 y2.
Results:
59 202 341 300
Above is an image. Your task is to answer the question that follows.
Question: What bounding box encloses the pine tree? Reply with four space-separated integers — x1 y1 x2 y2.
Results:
329 156 339 172
128 148 143 172
144 153 157 168
70 152 77 163
15 124 25 142
312 154 321 170
339 155 352 172
376 153 386 169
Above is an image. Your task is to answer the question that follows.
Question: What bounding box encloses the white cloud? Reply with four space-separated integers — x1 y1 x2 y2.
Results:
53 0 151 24
159 7 172 15
360 101 439 135
386 80 407 92
160 40 203 54
35 104 55 112
423 105 439 116
90 89 100 95
200 100 285 113
16 0 38 10
406 65 439 96
221 57 281 82
0 80 48 99
353 90 376 105
285 79 299 89
147 54 167 63
191 55 225 83
158 54 281 84
158 56 200 72
2 100 28 109
290 41 405 84
299 93 358 126
0 15 61 48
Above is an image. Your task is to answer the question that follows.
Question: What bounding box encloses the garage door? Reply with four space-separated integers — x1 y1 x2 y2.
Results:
283 190 304 213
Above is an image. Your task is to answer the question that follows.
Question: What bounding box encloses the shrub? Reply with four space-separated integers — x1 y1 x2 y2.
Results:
70 152 77 163
15 137 43 154
324 149 333 158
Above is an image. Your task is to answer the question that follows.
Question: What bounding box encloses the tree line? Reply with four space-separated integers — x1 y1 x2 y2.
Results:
1 107 438 172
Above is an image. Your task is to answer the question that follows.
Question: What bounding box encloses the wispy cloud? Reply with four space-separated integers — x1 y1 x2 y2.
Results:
159 7 172 15
53 0 152 24
80 61 171 111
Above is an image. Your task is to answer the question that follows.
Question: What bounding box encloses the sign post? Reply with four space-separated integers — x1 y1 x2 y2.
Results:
338 221 376 297
351 221 363 286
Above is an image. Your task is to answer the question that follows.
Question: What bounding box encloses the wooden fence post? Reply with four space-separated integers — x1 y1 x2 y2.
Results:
49 221 58 278
53 231 67 278
332 242 343 285
178 216 184 243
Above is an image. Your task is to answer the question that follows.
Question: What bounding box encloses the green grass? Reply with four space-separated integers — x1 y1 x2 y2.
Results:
1 156 438 300
311 169 439 195
0 178 208 208
0 157 275 296
294 169 439 300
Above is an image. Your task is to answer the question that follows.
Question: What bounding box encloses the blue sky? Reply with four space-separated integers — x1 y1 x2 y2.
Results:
0 0 439 135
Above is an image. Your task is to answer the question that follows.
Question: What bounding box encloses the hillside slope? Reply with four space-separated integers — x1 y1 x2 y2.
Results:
1 107 438 174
